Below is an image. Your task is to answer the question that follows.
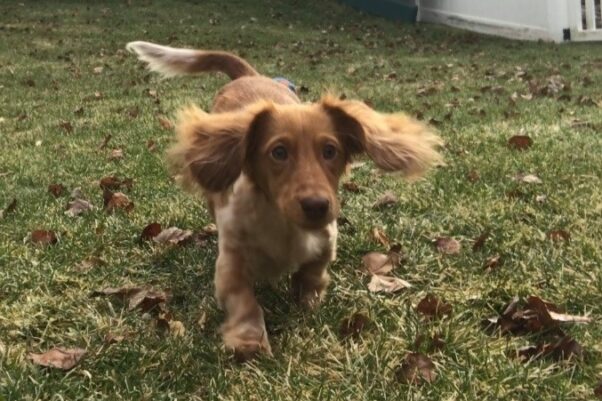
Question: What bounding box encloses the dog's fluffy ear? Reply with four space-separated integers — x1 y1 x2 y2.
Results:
321 96 443 178
169 102 271 192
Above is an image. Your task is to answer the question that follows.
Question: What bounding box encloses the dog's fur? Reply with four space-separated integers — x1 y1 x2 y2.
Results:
127 41 442 360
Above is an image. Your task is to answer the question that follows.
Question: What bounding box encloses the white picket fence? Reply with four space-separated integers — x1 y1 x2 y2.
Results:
569 0 602 41
417 0 602 42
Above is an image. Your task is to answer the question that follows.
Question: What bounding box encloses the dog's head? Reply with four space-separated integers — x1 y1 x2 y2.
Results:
171 96 442 230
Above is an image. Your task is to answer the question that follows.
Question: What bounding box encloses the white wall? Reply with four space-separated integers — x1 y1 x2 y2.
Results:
418 0 570 42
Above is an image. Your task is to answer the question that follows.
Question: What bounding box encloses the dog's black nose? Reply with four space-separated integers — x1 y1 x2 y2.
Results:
300 197 329 220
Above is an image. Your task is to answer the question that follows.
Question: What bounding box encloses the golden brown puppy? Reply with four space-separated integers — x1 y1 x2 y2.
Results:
127 41 442 360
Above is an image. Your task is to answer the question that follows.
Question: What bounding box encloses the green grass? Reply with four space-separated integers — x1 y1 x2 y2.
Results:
1 1 601 400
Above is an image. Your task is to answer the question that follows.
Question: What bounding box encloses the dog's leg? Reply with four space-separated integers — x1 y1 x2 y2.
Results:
215 252 271 361
291 257 331 310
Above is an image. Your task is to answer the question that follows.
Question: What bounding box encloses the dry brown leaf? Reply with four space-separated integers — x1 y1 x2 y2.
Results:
483 254 502 271
472 231 489 252
168 320 186 337
368 275 411 293
109 148 124 161
104 333 126 344
128 289 170 312
146 139 157 152
416 294 452 319
362 252 393 275
371 227 390 247
548 229 570 243
372 191 398 209
0 198 17 219
141 223 162 241
153 227 193 245
514 173 542 184
434 237 461 255
59 120 73 133
594 380 602 399
508 135 532 150
466 170 480 183
31 230 58 246
66 198 94 217
342 181 361 193
48 183 66 197
28 347 86 370
339 312 370 339
99 176 133 191
99 134 112 149
484 296 591 335
103 190 134 213
516 335 584 362
395 352 437 384
158 115 174 130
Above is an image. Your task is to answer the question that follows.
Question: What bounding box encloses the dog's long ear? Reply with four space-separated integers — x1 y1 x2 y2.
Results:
169 103 272 192
321 96 443 178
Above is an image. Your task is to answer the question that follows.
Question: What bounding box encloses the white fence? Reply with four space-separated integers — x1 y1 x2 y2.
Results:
569 0 602 41
418 0 602 42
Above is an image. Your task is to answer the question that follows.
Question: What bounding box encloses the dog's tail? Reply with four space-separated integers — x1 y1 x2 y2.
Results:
125 41 259 80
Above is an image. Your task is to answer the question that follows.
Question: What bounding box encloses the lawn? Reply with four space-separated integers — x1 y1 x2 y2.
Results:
1 0 601 400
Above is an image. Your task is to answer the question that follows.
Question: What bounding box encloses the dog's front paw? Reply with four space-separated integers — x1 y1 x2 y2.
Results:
291 270 329 310
222 320 272 362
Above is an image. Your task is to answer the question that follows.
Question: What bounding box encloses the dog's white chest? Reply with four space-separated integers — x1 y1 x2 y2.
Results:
214 179 337 281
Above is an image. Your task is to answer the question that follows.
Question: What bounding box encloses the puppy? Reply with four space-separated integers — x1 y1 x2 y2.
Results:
126 41 442 360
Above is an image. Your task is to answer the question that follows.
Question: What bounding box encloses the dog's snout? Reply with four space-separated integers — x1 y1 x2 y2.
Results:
299 197 329 220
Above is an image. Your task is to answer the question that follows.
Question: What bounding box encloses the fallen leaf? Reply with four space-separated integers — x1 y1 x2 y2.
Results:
127 107 140 119
472 231 489 252
484 296 591 335
93 66 104 74
466 170 480 183
395 352 437 384
104 333 126 344
99 134 112 149
548 229 570 243
371 227 390 247
516 335 584 362
75 256 105 272
368 274 411 293
141 223 163 241
508 135 532 150
147 89 158 98
74 106 84 116
109 148 124 161
339 312 370 339
153 227 193 245
103 190 134 213
128 288 170 312
158 116 173 130
483 254 502 270
434 237 461 255
594 380 602 399
202 223 218 236
0 198 17 219
372 191 398 209
146 139 157 152
30 230 58 246
416 294 452 319
99 176 133 191
28 347 86 370
59 120 73 133
168 320 186 337
91 286 169 313
514 173 542 184
66 198 94 217
342 181 361 193
48 183 66 197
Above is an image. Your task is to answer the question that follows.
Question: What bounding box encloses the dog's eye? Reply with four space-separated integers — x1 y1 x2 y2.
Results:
271 145 288 161
322 144 337 160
